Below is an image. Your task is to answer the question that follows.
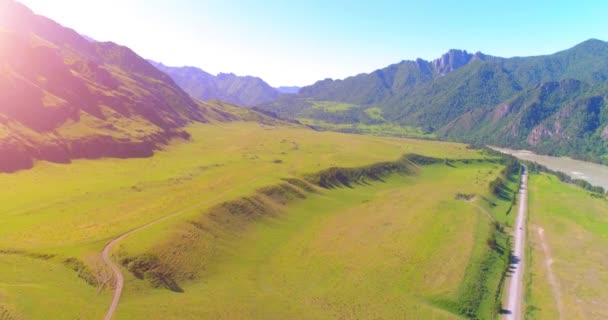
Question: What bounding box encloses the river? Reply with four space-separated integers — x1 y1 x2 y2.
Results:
491 147 608 190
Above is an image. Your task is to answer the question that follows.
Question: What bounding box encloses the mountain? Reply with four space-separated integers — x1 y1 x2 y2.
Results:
296 49 485 106
80 34 96 42
0 1 270 172
442 80 608 162
149 61 279 106
259 39 608 164
276 86 300 94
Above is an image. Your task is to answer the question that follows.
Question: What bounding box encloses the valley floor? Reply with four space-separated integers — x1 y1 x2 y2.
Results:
0 122 513 319
116 162 513 319
525 174 608 320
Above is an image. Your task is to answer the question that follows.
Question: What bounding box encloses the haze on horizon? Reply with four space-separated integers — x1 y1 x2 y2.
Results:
19 0 608 87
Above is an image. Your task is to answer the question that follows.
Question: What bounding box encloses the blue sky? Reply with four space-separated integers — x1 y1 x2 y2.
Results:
21 0 608 86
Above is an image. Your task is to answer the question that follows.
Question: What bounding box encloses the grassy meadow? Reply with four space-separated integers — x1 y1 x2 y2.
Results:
0 254 107 319
117 161 515 319
525 173 608 320
0 121 515 319
311 101 357 112
299 118 435 139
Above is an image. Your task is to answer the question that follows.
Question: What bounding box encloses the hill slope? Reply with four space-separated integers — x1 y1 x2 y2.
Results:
442 80 608 162
149 61 280 106
0 1 268 172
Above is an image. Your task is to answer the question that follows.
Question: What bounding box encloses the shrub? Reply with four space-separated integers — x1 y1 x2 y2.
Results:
63 258 97 286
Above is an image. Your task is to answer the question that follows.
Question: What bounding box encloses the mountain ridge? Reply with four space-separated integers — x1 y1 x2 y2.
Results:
258 39 608 164
149 60 280 107
0 0 277 172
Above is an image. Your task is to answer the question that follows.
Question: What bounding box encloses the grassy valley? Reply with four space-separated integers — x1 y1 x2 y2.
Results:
0 121 517 319
2 1 607 319
117 161 515 319
300 118 434 139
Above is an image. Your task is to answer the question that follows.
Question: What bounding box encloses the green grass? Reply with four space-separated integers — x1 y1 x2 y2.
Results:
525 173 608 319
299 118 436 139
0 254 108 319
364 106 385 120
115 161 514 319
311 100 356 112
0 122 487 319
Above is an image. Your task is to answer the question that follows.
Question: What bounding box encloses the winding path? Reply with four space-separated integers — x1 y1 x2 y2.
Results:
101 178 261 320
503 166 528 320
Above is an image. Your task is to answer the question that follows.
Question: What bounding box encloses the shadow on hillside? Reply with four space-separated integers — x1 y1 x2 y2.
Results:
445 161 457 168
495 184 514 201
157 277 184 293
507 173 520 183
318 173 391 189
490 242 506 255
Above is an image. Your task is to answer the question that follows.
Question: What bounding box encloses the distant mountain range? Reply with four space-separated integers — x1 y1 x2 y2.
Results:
257 39 608 164
0 1 276 172
149 61 299 107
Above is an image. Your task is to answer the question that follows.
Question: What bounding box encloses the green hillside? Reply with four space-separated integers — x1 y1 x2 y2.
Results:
0 1 272 173
442 80 608 163
258 40 608 164
0 120 516 319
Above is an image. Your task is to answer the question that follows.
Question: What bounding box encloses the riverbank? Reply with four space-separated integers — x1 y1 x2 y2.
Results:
491 147 608 190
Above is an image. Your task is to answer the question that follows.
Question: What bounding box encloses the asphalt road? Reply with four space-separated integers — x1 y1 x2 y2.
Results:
504 167 528 320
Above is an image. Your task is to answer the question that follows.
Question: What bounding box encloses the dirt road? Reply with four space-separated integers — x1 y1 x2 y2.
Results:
101 178 261 320
537 227 563 320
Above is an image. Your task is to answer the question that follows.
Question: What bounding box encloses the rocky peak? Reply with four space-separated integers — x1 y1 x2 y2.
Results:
472 51 486 60
432 49 474 75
